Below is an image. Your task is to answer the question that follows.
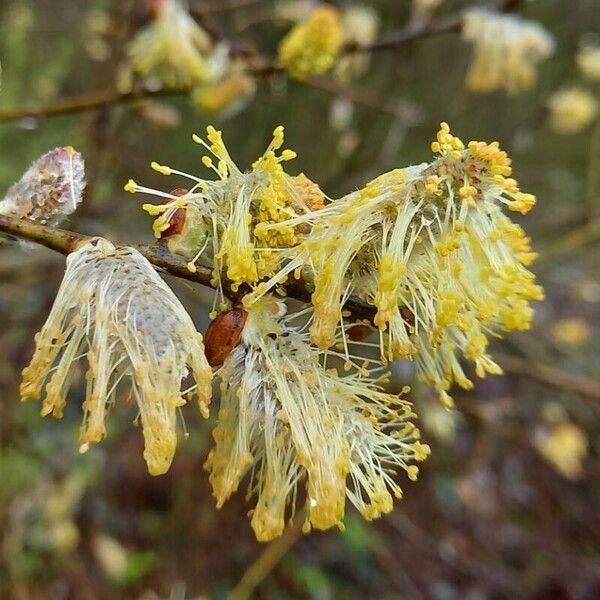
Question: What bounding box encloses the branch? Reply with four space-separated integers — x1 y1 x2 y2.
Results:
190 0 260 17
304 76 422 122
496 353 600 401
344 15 462 54
2 217 597 402
0 215 379 322
0 215 89 254
228 512 305 600
0 77 405 124
336 0 522 54
0 88 178 123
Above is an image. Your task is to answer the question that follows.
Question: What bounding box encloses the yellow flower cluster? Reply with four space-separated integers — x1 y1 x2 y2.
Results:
131 123 542 409
205 297 429 541
546 39 599 135
535 421 588 480
249 123 543 407
125 125 324 303
462 8 554 94
18 121 544 543
126 0 254 118
128 0 215 89
277 5 344 80
21 238 212 476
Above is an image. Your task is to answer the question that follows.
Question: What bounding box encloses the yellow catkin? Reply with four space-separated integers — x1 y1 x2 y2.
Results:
278 5 344 79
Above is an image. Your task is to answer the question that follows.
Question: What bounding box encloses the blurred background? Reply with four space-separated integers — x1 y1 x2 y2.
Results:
1 0 599 598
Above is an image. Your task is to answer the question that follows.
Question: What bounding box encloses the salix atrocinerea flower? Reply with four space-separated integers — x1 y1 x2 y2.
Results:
334 5 379 82
125 125 324 304
204 296 429 542
277 4 344 80
20 238 212 476
252 123 543 406
547 88 598 134
461 9 554 94
192 62 257 118
0 147 85 226
535 421 588 480
127 0 223 89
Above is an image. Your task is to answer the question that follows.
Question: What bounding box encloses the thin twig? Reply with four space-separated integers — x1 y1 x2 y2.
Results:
0 78 407 124
345 14 462 54
304 76 422 123
190 0 260 17
228 513 305 600
343 0 521 54
0 88 179 123
496 352 600 401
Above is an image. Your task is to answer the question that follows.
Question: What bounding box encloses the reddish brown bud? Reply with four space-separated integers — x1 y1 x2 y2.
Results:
204 308 248 367
161 209 186 237
346 324 373 341
400 306 415 328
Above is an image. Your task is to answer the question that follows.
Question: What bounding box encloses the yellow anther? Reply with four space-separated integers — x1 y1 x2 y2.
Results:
280 149 297 161
151 161 172 175
124 179 137 193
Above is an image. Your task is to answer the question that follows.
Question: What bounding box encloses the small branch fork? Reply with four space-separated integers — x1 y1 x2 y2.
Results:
0 0 522 124
346 0 522 54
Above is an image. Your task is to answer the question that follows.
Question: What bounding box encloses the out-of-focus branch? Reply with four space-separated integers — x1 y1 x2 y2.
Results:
344 14 462 54
228 512 305 600
496 353 600 401
0 89 179 123
0 215 379 322
341 0 522 54
304 76 422 122
0 0 523 124
190 0 260 17
0 78 406 123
